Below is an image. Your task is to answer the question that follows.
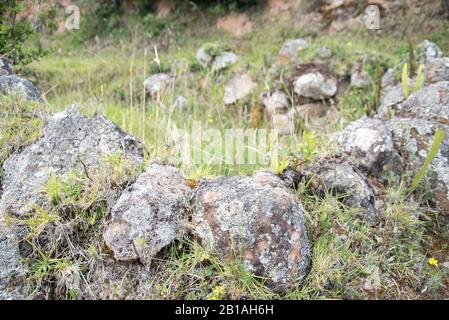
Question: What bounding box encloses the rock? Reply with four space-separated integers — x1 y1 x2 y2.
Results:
425 58 449 84
387 117 449 213
196 47 213 68
393 81 449 121
144 73 171 98
0 56 12 76
211 52 239 73
381 68 396 88
0 75 43 101
278 39 309 61
295 103 328 120
333 116 402 178
301 157 379 220
294 72 338 99
261 90 290 116
104 163 191 263
0 109 145 218
223 72 256 105
272 111 295 136
351 69 371 88
192 170 311 292
0 225 24 299
316 47 332 59
418 40 444 64
377 84 405 117
0 109 145 299
174 95 188 108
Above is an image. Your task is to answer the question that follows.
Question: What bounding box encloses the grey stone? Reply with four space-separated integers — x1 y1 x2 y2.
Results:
387 117 449 212
0 109 145 299
278 39 309 60
333 116 402 178
425 58 449 84
0 75 43 101
0 56 13 76
196 47 212 68
351 70 371 88
223 72 256 105
104 163 191 263
0 225 24 300
211 52 239 73
192 171 311 292
261 90 290 116
143 73 172 98
418 40 444 64
294 72 338 99
316 47 332 59
301 158 379 220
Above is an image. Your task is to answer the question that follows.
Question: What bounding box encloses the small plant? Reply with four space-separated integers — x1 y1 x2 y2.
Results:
409 128 446 193
413 64 426 93
402 63 410 99
298 130 318 163
270 155 289 175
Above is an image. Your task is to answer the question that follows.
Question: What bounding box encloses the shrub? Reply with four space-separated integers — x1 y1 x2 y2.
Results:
0 0 57 66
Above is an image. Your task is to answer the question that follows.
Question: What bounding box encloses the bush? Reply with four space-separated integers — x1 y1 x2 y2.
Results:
0 0 57 66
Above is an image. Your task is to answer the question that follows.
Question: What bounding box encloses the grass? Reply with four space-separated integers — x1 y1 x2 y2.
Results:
5 9 449 299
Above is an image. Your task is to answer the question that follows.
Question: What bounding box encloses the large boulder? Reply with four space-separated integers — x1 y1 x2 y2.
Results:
104 163 191 263
294 72 338 100
223 72 256 105
0 109 145 298
333 116 402 179
191 170 311 292
0 75 43 101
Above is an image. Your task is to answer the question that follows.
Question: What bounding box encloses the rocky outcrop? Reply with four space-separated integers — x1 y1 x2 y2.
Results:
191 170 311 292
0 75 43 101
104 163 191 263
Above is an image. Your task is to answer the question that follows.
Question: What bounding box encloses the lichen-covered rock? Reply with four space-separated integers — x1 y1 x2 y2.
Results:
0 108 145 299
0 225 24 300
294 72 338 99
418 40 444 64
425 59 449 85
192 171 311 292
393 81 449 122
301 158 379 220
211 52 239 73
0 56 13 76
1 108 144 217
333 116 402 178
223 72 256 105
0 75 42 101
144 73 172 99
278 39 308 61
387 117 449 212
104 163 191 263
